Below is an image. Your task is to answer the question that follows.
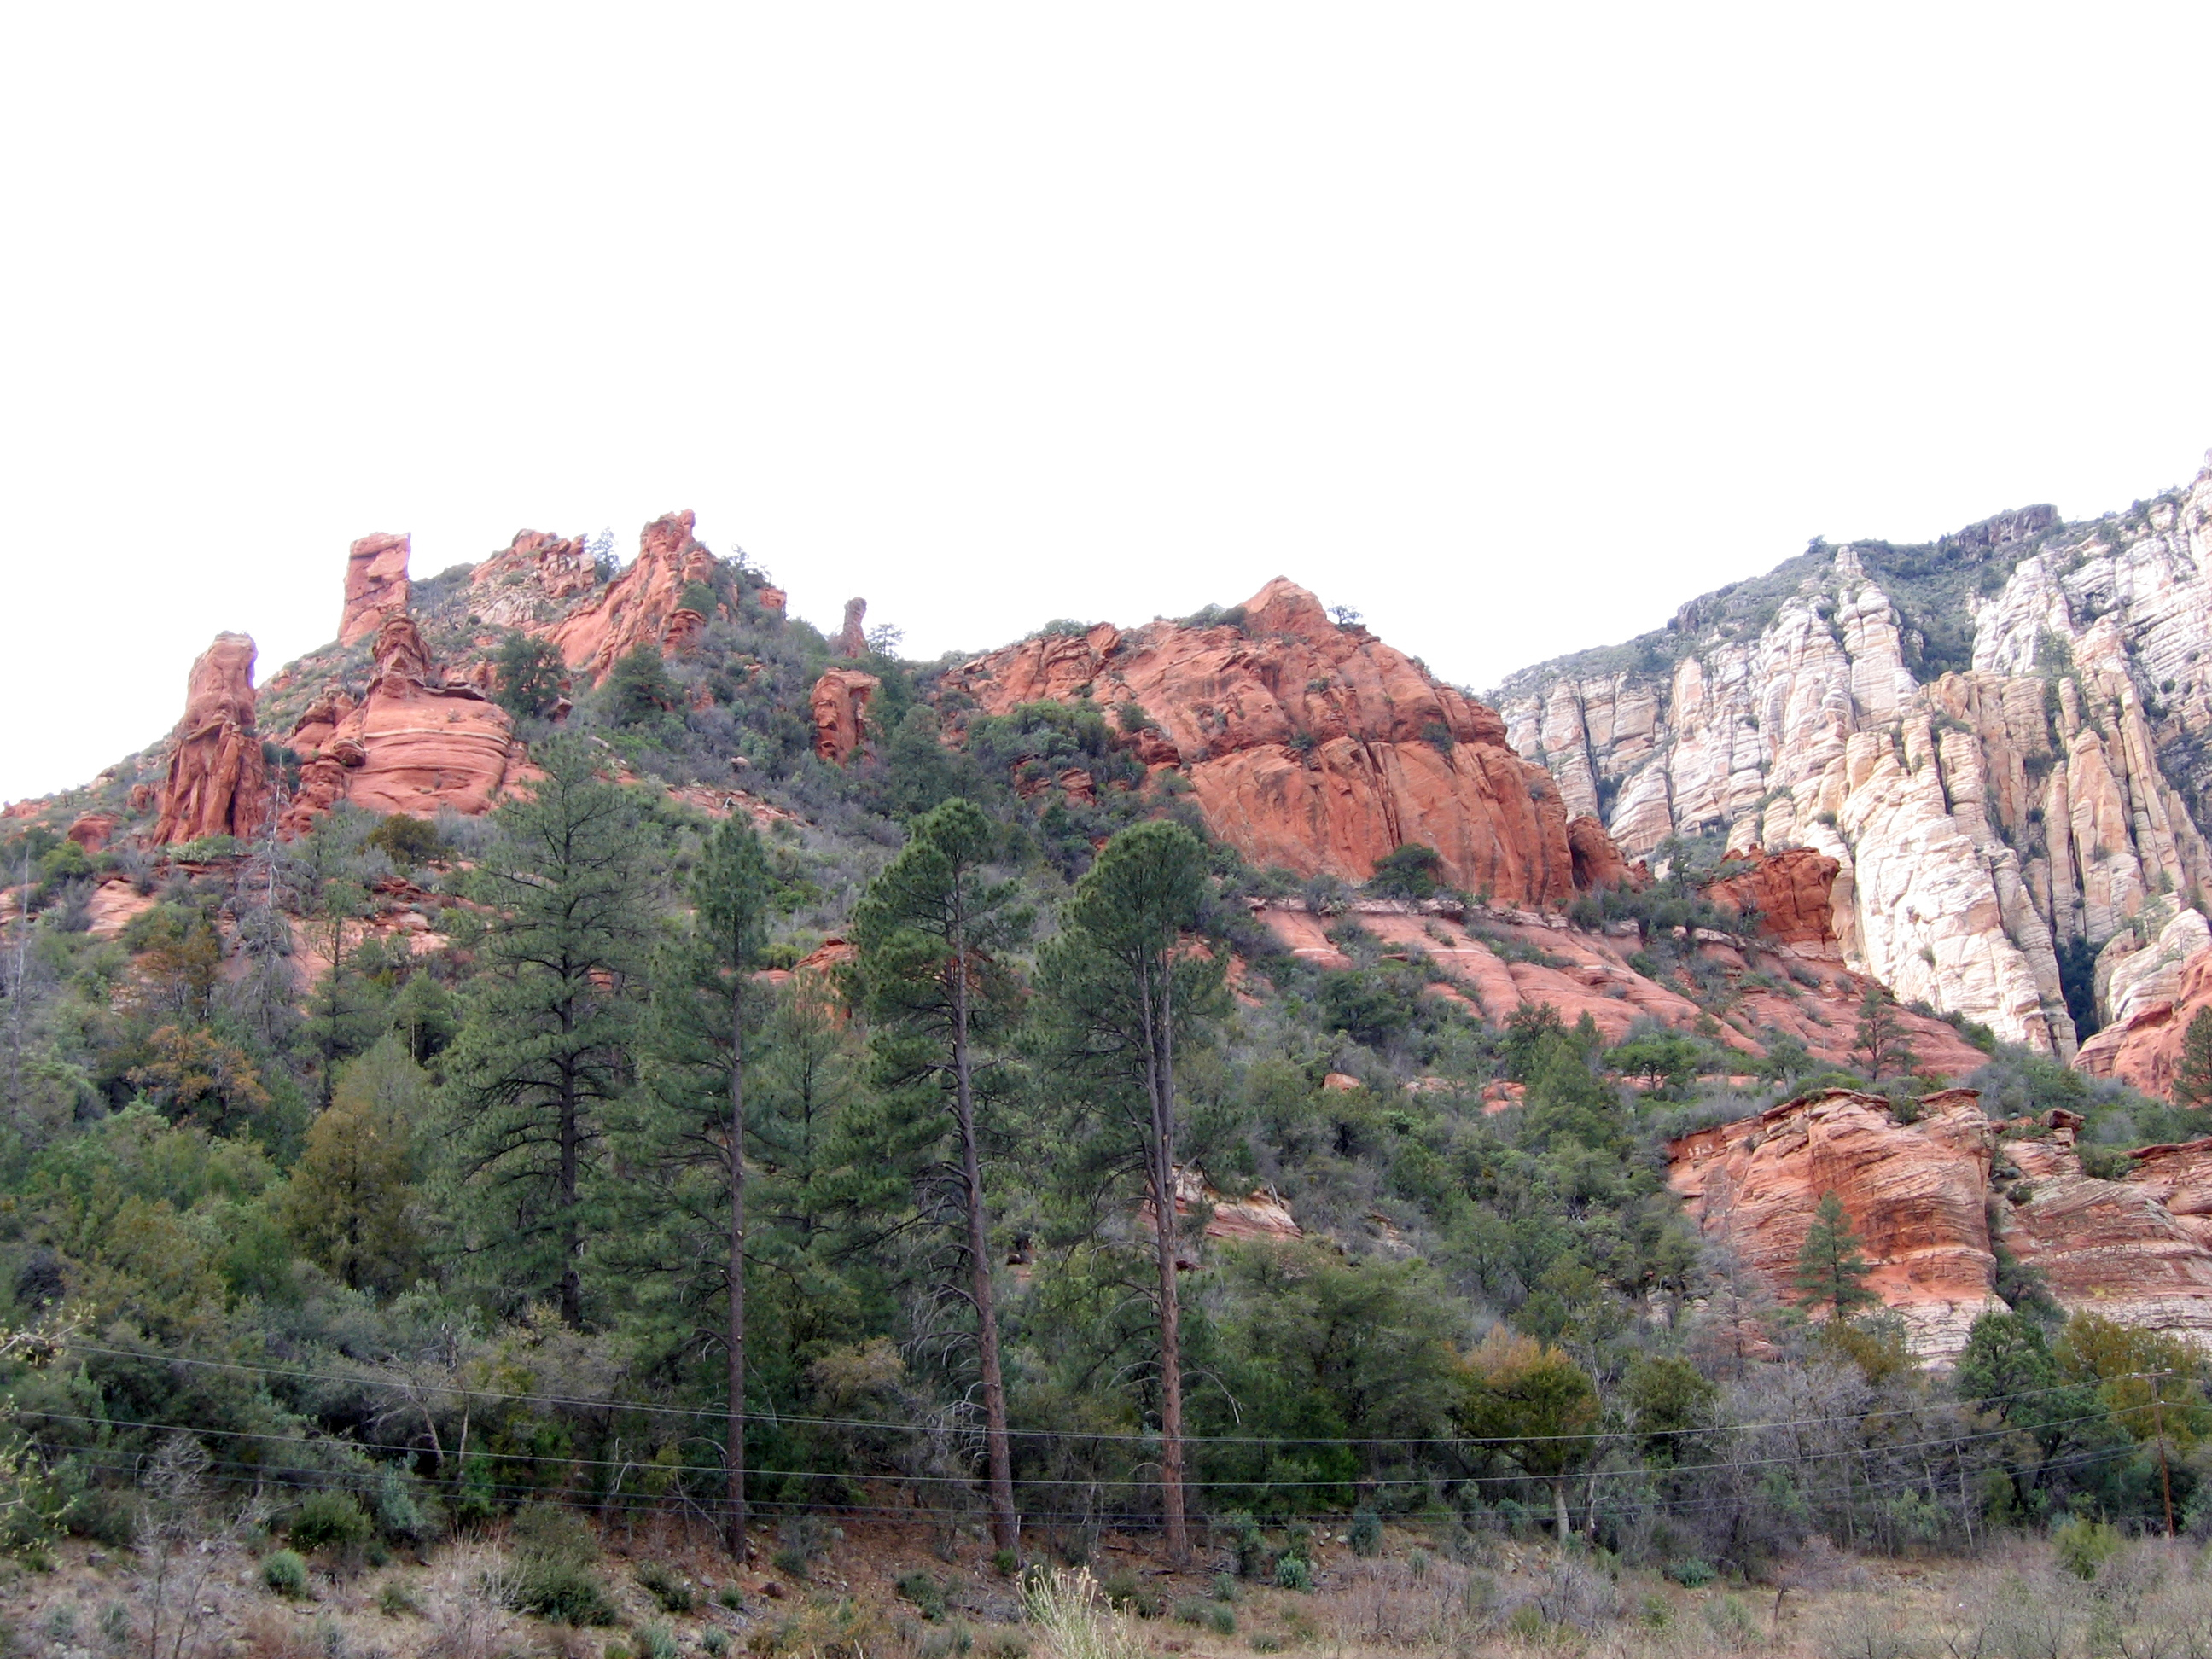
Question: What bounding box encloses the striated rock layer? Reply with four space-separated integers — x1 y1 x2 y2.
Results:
1499 463 2212 1059
1668 1091 2212 1361
948 579 1621 912
153 633 270 845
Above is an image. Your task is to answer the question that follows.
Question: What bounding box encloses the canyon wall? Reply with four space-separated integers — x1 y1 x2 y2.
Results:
1500 459 2212 1063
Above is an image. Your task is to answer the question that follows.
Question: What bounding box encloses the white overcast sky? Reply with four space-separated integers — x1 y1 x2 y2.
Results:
5 4 2210 802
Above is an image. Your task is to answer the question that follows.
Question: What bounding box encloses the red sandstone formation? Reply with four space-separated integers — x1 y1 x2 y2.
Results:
837 598 869 658
1668 1091 2212 1360
1669 1090 2002 1360
757 587 788 614
811 669 879 764
283 615 518 833
2076 948 2212 1099
1566 815 1641 892
341 533 411 646
545 510 719 684
153 633 271 845
1704 846 1843 951
65 813 118 853
947 579 1613 911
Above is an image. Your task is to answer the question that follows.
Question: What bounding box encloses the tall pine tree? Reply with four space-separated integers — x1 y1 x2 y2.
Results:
1036 819 1225 1565
444 736 651 1328
848 798 1028 1551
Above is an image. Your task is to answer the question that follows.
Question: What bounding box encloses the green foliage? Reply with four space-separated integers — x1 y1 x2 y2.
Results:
362 814 445 869
493 632 568 720
896 1571 948 1620
1793 1192 1876 1319
636 1559 695 1614
288 1491 372 1554
508 1505 618 1625
261 1550 309 1597
604 643 679 727
2052 1516 2122 1581
2178 1009 2212 1109
1365 843 1442 901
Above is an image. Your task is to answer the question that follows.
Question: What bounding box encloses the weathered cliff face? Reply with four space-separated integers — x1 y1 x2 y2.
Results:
1500 461 2212 1062
153 633 270 845
341 533 411 646
283 613 519 833
1704 846 1842 951
811 669 879 764
546 510 719 684
469 531 597 631
1668 1090 2212 1361
2077 946 2212 1098
948 579 1620 911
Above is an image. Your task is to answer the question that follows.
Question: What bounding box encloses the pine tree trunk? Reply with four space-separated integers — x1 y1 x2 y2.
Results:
557 999 583 1328
951 920 1018 1552
1151 958 1190 1567
726 981 748 1561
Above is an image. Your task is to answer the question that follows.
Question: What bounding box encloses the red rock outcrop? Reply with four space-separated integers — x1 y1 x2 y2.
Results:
1704 846 1843 952
1668 1091 2212 1360
2076 946 2212 1099
544 510 719 684
1670 1090 2004 1361
153 633 271 845
341 533 411 646
65 813 118 853
947 579 1606 911
282 615 518 833
836 598 869 658
1566 815 1642 892
469 530 597 630
812 670 879 764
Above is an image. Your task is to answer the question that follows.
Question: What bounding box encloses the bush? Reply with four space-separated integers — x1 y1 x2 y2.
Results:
639 1628 678 1659
378 1582 420 1618
1348 1510 1382 1557
1663 1557 1715 1588
263 1551 309 1598
2054 1516 2122 1582
897 1572 949 1621
1273 1556 1312 1592
636 1560 694 1614
288 1492 373 1555
511 1561 618 1627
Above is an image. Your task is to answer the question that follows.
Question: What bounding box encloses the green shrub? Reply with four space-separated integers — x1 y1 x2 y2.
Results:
1349 1510 1382 1557
639 1627 678 1659
636 1560 694 1614
716 1586 745 1611
2054 1516 2122 1582
896 1571 948 1621
512 1562 619 1627
1273 1556 1312 1592
1663 1558 1715 1588
289 1492 373 1555
263 1551 309 1598
702 1632 730 1658
377 1582 420 1618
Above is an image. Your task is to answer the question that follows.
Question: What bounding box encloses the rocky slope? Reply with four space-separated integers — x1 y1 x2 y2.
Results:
1499 455 2212 1065
1668 1088 2212 1361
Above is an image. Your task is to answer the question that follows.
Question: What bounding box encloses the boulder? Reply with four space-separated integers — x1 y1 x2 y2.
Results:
811 669 879 764
341 533 410 646
65 813 119 853
153 632 270 845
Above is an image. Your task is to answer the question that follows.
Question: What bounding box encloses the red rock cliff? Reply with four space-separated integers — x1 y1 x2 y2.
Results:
154 632 271 845
545 510 719 684
2076 946 2212 1100
946 578 1614 911
341 533 411 646
812 670 879 764
1704 846 1843 952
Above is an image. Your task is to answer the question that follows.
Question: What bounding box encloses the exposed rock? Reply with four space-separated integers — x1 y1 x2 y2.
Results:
153 632 270 845
469 531 597 630
1669 1090 2004 1362
837 597 868 658
341 533 410 646
1703 846 1841 951
811 670 879 764
1566 815 1641 892
2077 946 2212 1100
2097 899 2212 1031
948 579 1598 911
544 510 720 684
757 586 788 614
282 615 518 833
65 814 119 853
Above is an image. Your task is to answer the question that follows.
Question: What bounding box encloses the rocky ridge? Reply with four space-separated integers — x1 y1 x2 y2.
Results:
1499 457 2212 1063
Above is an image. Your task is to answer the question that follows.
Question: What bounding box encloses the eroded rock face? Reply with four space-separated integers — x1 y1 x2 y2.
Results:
341 533 411 646
1703 846 1842 951
469 531 597 631
1496 484 2212 1055
283 615 518 833
2077 946 2212 1099
811 670 879 764
154 633 270 845
545 510 719 684
948 579 1613 911
1669 1090 2004 1361
837 597 868 658
1668 1091 2212 1359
